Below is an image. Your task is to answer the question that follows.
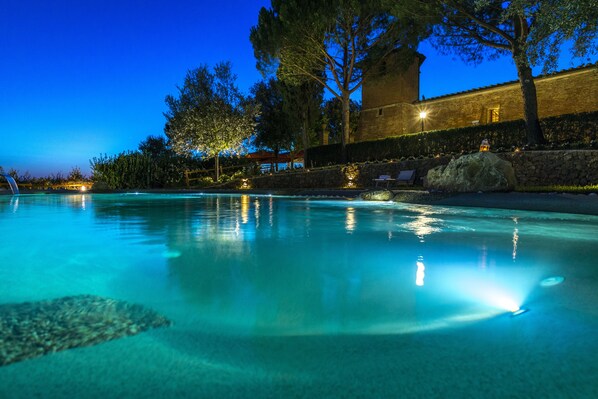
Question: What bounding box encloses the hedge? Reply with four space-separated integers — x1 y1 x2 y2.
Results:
305 111 598 166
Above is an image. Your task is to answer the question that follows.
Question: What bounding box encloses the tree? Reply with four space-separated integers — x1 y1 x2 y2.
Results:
164 62 258 181
252 78 322 170
138 135 172 158
251 0 425 160
279 77 324 152
251 78 298 160
323 97 361 144
393 0 598 145
67 166 86 181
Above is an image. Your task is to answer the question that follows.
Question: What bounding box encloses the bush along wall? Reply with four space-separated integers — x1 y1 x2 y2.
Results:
90 152 196 189
306 111 598 166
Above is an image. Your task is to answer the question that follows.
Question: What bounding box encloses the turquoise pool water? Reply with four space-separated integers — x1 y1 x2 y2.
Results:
1 193 598 397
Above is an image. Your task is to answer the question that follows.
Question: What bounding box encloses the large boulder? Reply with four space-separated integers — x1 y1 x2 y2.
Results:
426 152 516 192
359 189 395 201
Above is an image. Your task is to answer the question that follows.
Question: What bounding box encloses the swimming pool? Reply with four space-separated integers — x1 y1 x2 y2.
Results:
1 193 597 397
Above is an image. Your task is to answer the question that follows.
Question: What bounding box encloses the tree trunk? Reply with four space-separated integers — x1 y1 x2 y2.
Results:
513 52 545 145
214 154 220 182
341 91 350 163
301 110 309 152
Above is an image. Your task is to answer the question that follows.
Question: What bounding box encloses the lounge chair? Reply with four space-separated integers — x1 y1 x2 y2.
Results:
373 174 396 188
395 170 416 186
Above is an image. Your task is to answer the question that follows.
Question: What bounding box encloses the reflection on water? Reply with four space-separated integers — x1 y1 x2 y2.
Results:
254 198 261 228
345 207 356 233
416 256 425 286
9 196 18 213
268 196 273 227
4 194 597 336
241 194 250 224
403 205 443 242
85 194 565 335
1 194 92 214
512 217 519 260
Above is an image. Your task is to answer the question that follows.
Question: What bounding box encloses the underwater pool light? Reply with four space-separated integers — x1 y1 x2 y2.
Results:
540 276 565 287
492 296 521 313
511 308 529 317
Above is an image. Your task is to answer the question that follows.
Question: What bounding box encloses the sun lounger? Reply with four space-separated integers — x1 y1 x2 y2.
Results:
373 175 396 188
395 170 416 186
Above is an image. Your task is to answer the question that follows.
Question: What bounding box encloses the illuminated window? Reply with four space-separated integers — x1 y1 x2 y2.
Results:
488 108 500 123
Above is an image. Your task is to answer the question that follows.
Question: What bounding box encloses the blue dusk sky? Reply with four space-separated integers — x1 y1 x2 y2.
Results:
1 1 594 177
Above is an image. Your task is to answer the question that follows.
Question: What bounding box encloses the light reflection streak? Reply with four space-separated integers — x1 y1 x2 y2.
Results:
276 308 504 337
241 195 249 224
512 217 519 260
404 206 442 242
60 193 90 211
268 196 273 227
479 244 488 269
345 207 356 233
305 202 311 236
416 257 425 286
254 198 260 228
10 197 19 213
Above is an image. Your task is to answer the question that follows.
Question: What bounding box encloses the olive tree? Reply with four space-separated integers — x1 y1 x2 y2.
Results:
164 62 258 181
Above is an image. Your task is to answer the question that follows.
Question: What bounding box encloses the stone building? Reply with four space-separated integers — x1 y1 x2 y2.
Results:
357 54 598 142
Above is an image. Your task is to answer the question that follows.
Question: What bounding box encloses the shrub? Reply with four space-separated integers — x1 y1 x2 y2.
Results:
306 111 598 166
90 151 197 189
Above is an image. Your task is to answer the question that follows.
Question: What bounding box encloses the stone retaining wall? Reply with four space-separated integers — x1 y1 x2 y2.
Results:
238 150 598 189
499 150 598 186
250 168 345 189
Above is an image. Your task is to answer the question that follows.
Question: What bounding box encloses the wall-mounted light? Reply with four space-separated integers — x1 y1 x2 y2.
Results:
419 111 427 132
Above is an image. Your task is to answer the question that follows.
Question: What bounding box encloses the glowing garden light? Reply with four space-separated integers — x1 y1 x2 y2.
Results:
479 138 490 152
240 178 251 190
342 164 359 188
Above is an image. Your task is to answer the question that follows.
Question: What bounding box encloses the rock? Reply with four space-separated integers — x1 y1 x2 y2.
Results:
0 295 171 366
425 152 517 193
359 189 395 201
